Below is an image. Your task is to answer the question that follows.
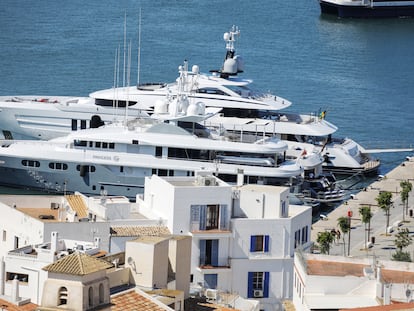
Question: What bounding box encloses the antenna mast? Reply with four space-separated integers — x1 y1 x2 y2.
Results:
137 8 142 86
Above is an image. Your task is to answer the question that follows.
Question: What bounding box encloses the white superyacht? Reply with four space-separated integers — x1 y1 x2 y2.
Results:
0 100 304 199
0 26 378 176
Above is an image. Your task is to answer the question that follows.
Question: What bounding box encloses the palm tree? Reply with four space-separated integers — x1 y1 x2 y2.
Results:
337 216 350 256
316 231 334 255
376 191 393 235
359 205 373 248
392 228 413 262
400 180 413 221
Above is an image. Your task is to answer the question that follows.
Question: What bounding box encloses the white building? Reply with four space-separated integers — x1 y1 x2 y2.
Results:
0 192 156 259
0 231 102 306
136 172 313 311
293 253 414 311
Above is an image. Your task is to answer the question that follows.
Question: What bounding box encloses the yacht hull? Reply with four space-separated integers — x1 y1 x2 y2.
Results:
320 0 414 17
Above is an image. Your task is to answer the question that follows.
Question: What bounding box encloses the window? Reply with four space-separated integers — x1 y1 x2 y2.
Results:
294 230 300 249
155 146 162 157
206 205 219 230
49 162 68 170
204 274 218 289
190 205 228 231
71 119 77 131
59 286 68 305
199 239 219 267
247 272 269 298
281 200 287 216
88 286 93 307
250 235 269 252
21 160 40 167
301 226 308 244
99 283 104 304
2 230 6 242
6 272 29 283
76 165 96 173
74 140 87 147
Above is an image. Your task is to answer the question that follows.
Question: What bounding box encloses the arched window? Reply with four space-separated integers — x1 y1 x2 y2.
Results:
89 286 93 307
58 286 68 305
99 283 104 304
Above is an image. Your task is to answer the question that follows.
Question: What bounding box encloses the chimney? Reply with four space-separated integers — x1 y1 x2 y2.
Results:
237 169 244 186
51 231 59 254
94 237 101 249
0 257 4 295
11 276 20 303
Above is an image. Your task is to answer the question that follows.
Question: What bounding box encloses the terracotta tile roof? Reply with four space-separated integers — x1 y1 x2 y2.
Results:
381 269 414 284
0 298 37 311
42 251 113 275
65 194 88 218
17 207 59 222
184 297 240 310
110 289 169 311
307 259 368 277
110 225 170 237
339 302 414 311
307 259 414 283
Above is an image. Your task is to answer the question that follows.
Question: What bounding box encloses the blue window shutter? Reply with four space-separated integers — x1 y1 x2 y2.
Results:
264 235 270 252
211 240 219 266
247 272 253 298
219 205 227 230
250 236 256 252
200 205 206 230
199 240 206 265
263 272 270 298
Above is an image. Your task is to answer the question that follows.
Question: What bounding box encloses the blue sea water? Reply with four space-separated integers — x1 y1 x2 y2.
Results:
0 0 413 194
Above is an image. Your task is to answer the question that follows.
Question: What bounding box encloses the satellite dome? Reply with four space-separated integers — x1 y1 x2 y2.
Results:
234 55 244 72
222 58 237 75
154 99 168 114
192 65 200 74
223 32 230 41
187 103 199 115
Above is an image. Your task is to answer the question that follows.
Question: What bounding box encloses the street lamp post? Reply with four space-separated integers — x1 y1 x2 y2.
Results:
348 209 353 256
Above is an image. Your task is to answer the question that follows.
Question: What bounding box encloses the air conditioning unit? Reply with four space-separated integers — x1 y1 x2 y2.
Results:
203 177 216 186
253 289 263 298
205 289 218 301
232 190 240 199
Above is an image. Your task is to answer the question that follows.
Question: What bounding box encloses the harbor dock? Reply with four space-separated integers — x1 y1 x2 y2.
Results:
311 156 414 260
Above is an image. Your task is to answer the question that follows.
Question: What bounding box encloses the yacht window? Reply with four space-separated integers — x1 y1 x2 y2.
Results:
152 169 157 175
226 85 253 97
95 98 137 107
22 160 40 167
196 87 228 96
74 140 87 147
2 130 13 140
95 142 101 148
159 169 168 176
102 142 108 148
71 119 77 131
81 120 86 129
49 162 68 170
76 165 96 173
109 143 115 149
155 146 162 157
